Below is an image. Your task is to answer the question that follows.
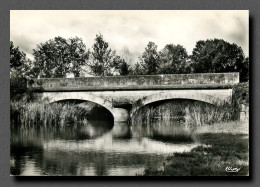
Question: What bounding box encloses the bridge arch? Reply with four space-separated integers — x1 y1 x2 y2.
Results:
131 91 225 116
45 92 115 115
42 92 129 122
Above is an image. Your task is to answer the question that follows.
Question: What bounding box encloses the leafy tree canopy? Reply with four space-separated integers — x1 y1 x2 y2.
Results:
89 34 117 76
10 41 29 100
158 44 190 74
117 59 131 75
191 39 248 81
131 62 145 75
139 42 160 75
10 41 26 69
32 36 89 78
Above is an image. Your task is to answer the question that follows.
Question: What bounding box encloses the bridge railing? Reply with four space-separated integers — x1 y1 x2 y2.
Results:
28 72 239 91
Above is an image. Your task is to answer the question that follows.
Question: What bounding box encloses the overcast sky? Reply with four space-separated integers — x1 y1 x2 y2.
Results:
10 10 249 63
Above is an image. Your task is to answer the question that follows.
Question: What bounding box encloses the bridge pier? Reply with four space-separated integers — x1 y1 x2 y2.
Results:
29 73 240 123
112 108 129 122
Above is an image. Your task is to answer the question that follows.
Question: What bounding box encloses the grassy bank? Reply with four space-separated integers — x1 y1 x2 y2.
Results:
142 120 249 176
143 133 249 176
10 101 114 127
195 120 249 134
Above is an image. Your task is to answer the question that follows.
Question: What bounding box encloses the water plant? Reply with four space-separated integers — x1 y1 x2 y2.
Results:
10 101 90 127
131 99 236 127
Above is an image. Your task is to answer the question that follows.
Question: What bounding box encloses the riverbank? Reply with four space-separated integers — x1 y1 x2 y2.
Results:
141 120 249 176
195 120 249 134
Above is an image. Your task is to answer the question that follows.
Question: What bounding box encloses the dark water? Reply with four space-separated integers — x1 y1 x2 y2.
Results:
10 120 200 176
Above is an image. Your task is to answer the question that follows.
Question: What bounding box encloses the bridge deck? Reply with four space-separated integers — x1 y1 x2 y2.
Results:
28 73 239 92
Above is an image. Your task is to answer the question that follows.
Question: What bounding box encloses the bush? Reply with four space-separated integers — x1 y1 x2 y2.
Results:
232 82 249 106
10 71 27 101
230 82 249 119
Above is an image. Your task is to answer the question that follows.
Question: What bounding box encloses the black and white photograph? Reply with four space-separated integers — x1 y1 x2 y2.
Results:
10 10 249 176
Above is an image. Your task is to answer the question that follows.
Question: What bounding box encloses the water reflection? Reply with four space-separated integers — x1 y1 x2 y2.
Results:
11 120 200 176
77 120 113 139
132 120 196 143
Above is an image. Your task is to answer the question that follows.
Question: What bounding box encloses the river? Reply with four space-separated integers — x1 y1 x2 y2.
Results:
10 120 201 176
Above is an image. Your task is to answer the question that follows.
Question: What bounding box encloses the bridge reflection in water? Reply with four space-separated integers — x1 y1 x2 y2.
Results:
11 120 201 176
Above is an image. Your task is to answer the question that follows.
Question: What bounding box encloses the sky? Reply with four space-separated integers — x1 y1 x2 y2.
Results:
10 10 249 63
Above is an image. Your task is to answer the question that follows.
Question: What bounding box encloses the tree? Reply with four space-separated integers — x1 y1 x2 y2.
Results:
139 42 160 75
10 41 26 69
117 59 131 75
10 41 28 100
158 44 190 74
131 62 145 75
89 34 117 76
121 47 133 65
117 47 133 75
191 39 248 81
10 70 27 100
32 36 89 78
240 57 249 82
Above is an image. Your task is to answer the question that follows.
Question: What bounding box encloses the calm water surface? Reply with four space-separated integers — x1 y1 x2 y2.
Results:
11 120 200 176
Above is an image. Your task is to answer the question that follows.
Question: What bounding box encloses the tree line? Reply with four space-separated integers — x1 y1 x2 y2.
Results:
10 34 249 99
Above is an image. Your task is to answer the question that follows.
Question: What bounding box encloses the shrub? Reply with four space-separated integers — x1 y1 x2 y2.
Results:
10 71 27 101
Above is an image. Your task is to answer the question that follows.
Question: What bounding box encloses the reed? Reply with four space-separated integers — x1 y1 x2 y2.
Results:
10 101 89 127
131 100 235 127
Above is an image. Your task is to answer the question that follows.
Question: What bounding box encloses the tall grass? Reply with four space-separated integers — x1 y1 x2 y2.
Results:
131 100 235 127
10 101 89 127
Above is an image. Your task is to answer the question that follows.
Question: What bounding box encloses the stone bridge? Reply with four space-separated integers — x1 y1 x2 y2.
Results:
28 73 239 122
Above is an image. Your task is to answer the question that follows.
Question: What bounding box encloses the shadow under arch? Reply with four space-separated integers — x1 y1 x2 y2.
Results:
130 91 226 117
46 92 115 118
45 92 114 121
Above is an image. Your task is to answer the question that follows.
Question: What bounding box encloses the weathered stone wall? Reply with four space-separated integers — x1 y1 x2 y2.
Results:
28 73 239 91
33 89 233 122
34 89 233 106
30 73 239 122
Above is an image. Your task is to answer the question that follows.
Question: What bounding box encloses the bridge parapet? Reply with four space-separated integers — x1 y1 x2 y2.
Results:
28 73 239 91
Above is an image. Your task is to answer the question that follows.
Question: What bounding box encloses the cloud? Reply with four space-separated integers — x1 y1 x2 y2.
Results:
10 10 249 63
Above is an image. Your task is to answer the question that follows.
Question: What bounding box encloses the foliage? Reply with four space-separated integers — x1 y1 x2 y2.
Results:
10 70 28 101
32 36 89 78
131 62 145 75
89 34 117 76
231 82 249 120
191 39 248 82
10 100 115 127
232 82 249 106
12 37 249 79
10 41 26 69
10 101 90 127
131 100 235 126
117 59 131 75
158 44 190 74
110 55 132 76
240 57 249 82
118 47 134 75
10 41 31 101
120 47 133 65
138 42 160 75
